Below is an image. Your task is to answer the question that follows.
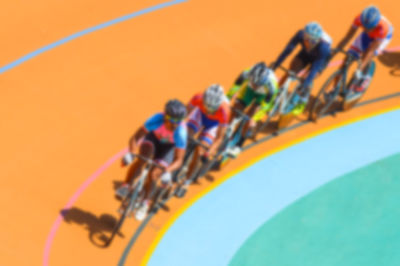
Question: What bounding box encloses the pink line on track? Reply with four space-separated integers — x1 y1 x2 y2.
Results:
43 147 128 266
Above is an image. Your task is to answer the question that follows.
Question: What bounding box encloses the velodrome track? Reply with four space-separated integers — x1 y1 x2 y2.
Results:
0 0 399 265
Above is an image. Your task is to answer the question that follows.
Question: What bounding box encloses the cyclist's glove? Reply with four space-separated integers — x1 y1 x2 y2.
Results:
122 152 135 166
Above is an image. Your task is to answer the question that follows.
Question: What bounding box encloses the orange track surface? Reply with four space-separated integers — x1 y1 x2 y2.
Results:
0 0 399 265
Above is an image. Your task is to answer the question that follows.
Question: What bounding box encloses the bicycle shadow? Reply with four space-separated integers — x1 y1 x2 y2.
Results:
60 207 120 248
113 180 124 190
378 52 400 77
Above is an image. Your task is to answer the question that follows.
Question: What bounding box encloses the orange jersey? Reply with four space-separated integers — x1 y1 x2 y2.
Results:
352 14 393 40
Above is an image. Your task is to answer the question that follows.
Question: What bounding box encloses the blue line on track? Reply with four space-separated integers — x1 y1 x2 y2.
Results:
0 0 187 74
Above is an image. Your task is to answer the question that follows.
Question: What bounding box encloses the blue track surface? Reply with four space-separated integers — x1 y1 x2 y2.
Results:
148 109 400 266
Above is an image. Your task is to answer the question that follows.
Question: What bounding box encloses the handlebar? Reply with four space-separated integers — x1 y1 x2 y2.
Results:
277 65 304 82
331 48 361 65
188 136 210 150
231 107 251 121
134 154 165 169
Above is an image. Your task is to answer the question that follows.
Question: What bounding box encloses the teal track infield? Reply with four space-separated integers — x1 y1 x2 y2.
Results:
230 152 400 266
148 109 400 266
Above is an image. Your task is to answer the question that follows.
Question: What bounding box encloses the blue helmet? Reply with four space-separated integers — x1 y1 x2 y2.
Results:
361 5 381 29
304 22 323 41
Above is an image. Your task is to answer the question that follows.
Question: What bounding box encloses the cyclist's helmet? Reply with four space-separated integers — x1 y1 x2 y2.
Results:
249 62 269 87
304 22 323 42
203 84 225 112
165 99 187 120
361 5 381 30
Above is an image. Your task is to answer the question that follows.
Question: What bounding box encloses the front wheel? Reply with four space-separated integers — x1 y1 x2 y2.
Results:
309 70 345 121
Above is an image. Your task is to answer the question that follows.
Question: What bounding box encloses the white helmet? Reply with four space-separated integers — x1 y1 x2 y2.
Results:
203 84 225 112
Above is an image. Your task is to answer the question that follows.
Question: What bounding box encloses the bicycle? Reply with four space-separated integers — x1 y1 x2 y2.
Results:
173 136 210 198
309 48 376 121
213 107 251 166
256 65 304 132
105 154 164 246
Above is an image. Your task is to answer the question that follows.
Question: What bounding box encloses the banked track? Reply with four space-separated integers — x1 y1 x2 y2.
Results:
117 90 400 265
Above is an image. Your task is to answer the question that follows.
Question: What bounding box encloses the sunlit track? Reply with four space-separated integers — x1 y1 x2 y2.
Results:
1 0 398 265
118 91 400 265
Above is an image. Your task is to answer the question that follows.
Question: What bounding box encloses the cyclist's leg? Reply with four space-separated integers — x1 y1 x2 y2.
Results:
348 32 379 92
187 117 216 180
238 97 263 146
124 140 154 185
279 54 305 87
187 107 202 138
279 51 307 88
116 133 155 198
231 86 252 120
135 143 174 220
185 108 204 181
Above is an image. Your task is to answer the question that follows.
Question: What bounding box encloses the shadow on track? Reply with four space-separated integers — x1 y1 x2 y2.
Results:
60 207 120 248
378 52 400 77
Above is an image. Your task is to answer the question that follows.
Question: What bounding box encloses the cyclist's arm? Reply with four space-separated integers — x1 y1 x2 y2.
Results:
130 113 164 153
227 71 247 99
336 26 357 51
186 103 195 115
337 15 361 51
166 124 188 173
187 94 201 114
165 148 185 173
129 127 147 153
272 30 302 70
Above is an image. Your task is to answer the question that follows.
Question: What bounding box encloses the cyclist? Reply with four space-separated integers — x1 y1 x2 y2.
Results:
116 99 188 221
226 61 278 156
335 5 393 93
177 84 231 195
271 22 332 112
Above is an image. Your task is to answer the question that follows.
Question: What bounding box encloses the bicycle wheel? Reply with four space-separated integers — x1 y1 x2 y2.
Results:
343 61 376 110
218 118 247 164
105 190 135 246
309 70 345 121
105 167 148 246
255 92 284 135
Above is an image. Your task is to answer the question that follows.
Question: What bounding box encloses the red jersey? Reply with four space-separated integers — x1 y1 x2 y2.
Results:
189 94 231 126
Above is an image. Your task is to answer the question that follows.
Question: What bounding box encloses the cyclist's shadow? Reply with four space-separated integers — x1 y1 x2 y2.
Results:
378 51 400 77
60 207 120 248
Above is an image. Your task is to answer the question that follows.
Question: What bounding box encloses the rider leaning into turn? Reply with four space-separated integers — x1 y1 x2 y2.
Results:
227 61 279 156
335 5 393 92
116 99 188 221
178 84 231 194
272 22 332 112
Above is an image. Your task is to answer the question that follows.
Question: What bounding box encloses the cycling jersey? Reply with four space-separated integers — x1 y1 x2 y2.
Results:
349 14 393 57
228 66 279 106
143 113 187 149
188 93 231 126
273 29 332 89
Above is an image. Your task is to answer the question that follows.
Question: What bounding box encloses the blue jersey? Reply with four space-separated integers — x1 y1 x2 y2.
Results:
144 113 187 149
274 30 332 88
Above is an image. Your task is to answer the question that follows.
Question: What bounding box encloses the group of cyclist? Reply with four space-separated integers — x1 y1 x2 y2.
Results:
116 5 393 221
